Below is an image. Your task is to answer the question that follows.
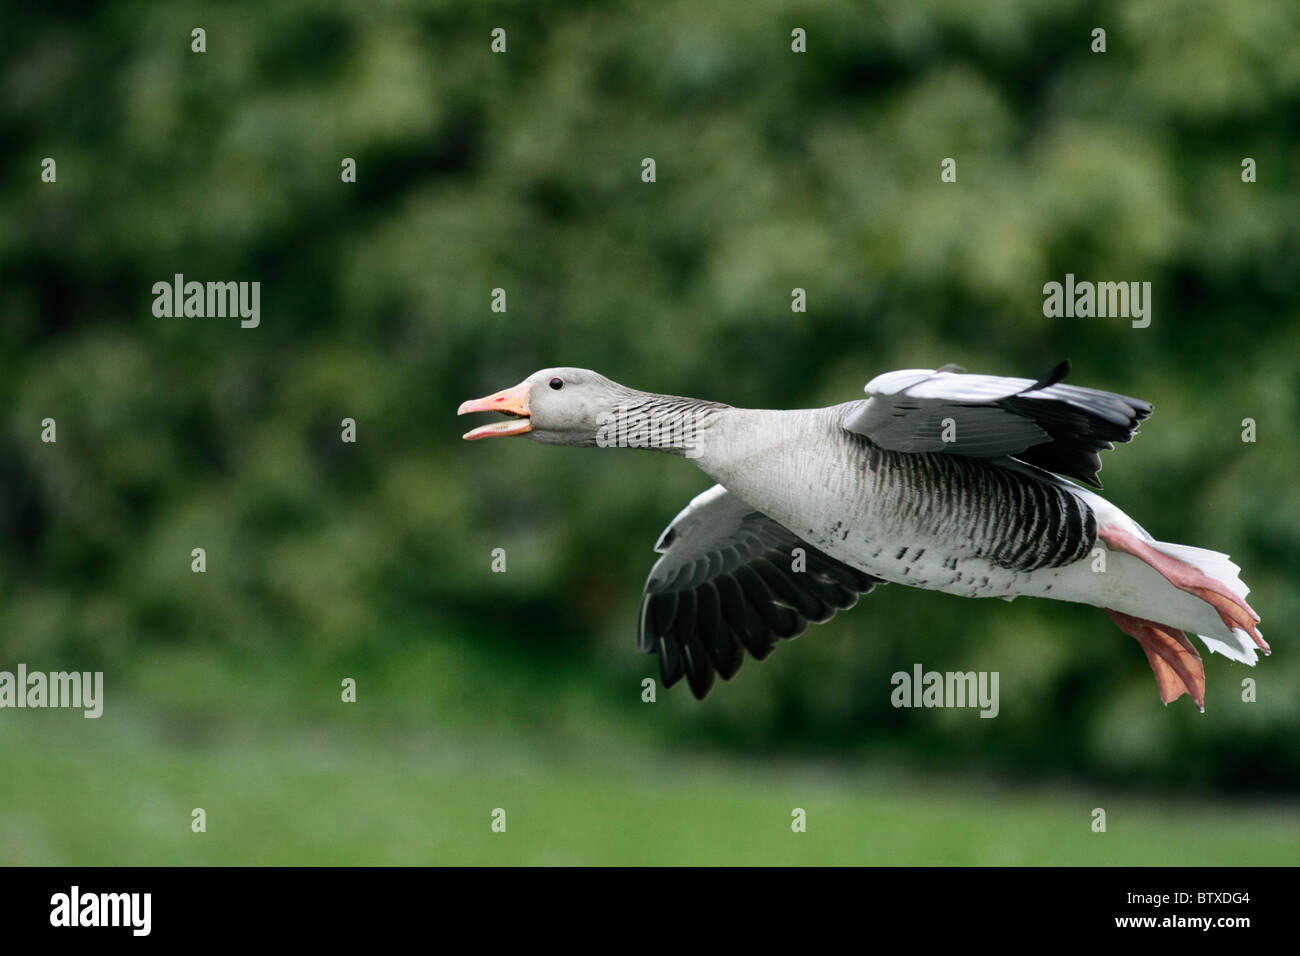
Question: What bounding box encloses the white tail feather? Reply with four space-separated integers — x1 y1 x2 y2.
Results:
1145 539 1259 665
1016 467 1265 668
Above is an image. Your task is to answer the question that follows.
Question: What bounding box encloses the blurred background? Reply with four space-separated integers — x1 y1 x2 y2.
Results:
1 0 1298 864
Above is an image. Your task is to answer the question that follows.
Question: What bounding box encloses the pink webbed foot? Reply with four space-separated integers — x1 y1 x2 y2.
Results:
1106 609 1206 711
1098 525 1268 654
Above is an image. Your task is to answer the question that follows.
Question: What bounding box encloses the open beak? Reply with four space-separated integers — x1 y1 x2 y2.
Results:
457 381 533 440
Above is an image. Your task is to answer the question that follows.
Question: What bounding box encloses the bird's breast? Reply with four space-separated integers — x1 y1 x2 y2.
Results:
696 408 1096 597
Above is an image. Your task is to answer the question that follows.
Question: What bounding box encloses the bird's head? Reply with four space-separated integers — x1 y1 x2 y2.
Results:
458 367 628 446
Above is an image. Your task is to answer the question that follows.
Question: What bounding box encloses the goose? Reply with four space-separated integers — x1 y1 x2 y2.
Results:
457 363 1267 710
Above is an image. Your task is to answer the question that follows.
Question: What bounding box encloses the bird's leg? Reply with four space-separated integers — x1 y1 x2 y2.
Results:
1105 609 1205 712
1098 525 1268 653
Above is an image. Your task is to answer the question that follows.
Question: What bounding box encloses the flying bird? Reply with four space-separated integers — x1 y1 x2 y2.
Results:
458 363 1267 710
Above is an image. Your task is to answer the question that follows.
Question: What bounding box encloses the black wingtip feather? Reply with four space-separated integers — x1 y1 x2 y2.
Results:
999 365 1150 484
647 538 883 699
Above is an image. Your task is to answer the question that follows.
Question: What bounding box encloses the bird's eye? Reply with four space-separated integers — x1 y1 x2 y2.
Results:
549 377 564 390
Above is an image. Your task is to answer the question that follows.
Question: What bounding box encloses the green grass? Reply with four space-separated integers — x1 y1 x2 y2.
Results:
2 712 1296 865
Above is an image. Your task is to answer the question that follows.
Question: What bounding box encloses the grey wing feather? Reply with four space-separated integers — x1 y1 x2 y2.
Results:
638 485 882 700
842 361 1151 487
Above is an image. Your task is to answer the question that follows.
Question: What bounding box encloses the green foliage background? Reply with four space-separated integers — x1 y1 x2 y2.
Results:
1 0 1298 863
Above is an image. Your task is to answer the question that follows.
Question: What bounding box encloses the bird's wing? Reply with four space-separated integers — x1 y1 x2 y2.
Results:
840 360 1151 487
638 484 883 699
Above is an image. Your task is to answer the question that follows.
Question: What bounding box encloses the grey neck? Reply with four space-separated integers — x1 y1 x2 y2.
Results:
596 390 729 458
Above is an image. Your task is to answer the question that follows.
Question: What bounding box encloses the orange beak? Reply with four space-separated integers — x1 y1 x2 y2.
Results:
457 381 533 440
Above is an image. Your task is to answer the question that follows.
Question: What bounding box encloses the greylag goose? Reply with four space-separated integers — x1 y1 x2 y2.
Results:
458 363 1267 710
